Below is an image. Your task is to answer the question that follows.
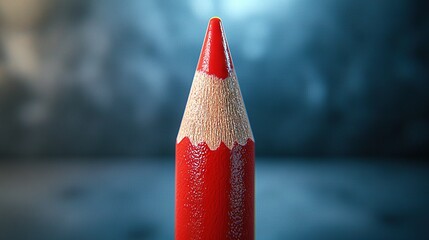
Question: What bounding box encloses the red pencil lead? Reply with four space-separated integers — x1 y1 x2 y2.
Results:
196 17 234 79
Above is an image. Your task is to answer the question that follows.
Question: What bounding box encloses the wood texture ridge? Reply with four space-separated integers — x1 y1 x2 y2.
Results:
177 71 253 150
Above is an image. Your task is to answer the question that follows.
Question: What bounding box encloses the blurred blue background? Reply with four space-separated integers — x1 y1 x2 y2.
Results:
0 0 428 158
0 0 428 239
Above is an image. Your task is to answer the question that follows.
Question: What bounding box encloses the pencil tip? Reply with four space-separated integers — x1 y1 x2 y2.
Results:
197 17 233 79
210 16 221 21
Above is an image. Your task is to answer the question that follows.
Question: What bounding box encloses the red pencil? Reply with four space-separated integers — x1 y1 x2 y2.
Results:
176 17 254 239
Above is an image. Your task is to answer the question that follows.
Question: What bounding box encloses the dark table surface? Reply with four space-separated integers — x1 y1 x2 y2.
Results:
0 159 428 240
